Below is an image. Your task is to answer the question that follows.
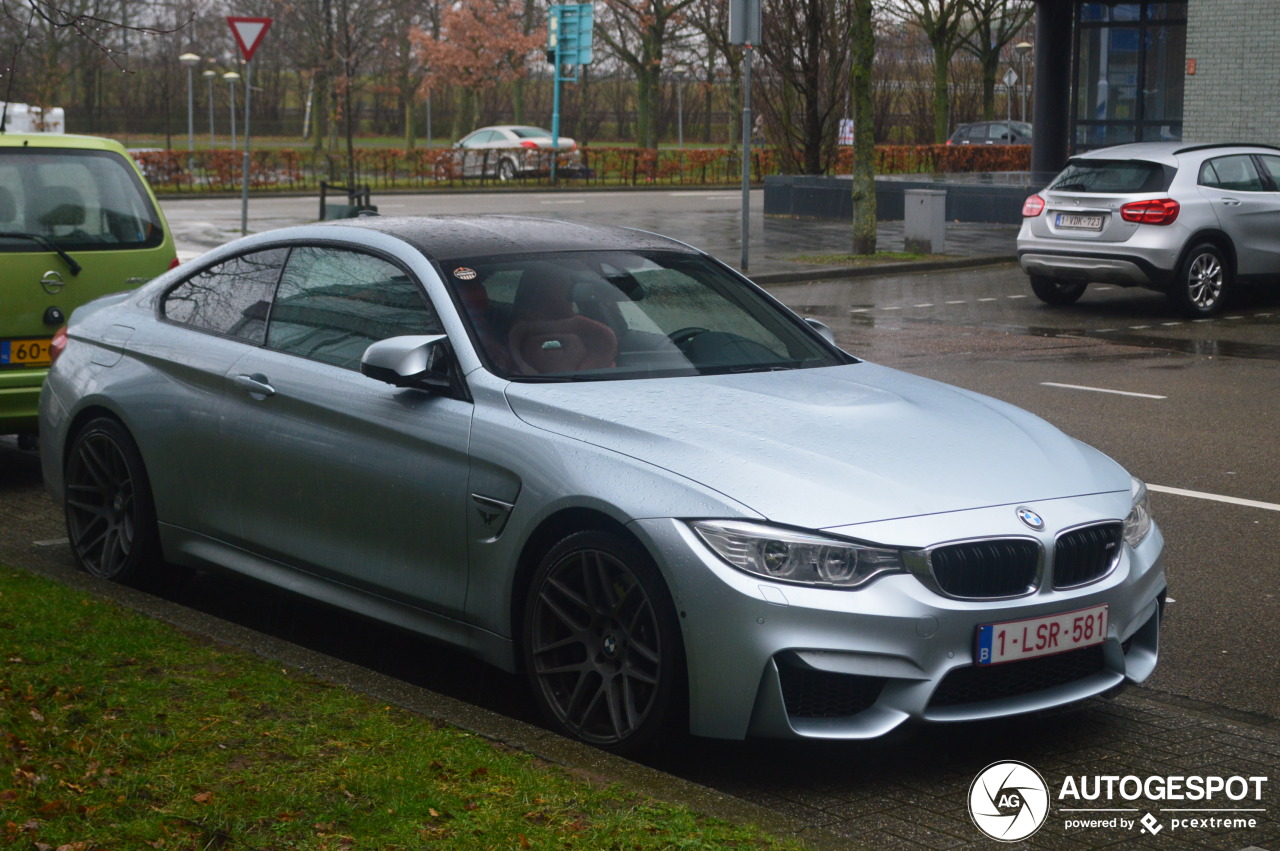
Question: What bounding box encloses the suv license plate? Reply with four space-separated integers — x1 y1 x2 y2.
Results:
975 604 1108 666
0 338 52 367
1056 213 1104 230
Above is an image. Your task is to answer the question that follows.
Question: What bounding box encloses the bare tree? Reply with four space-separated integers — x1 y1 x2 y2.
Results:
890 0 971 142
595 0 696 148
758 0 854 174
959 0 1032 120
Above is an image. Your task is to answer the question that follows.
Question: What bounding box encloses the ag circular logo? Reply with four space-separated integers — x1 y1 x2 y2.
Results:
968 760 1050 842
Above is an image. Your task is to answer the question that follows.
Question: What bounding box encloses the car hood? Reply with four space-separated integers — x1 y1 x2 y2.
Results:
503 363 1130 530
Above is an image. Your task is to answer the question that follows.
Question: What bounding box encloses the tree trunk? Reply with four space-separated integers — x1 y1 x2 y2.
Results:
850 0 876 255
932 50 950 143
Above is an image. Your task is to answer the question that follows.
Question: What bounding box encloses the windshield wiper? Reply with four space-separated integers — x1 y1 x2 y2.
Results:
0 232 82 275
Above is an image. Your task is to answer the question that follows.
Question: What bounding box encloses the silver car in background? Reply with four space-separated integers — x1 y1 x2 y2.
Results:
1018 142 1280 317
453 125 581 181
40 216 1166 753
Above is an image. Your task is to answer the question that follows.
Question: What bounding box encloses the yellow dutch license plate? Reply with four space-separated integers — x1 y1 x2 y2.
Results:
0 338 52 366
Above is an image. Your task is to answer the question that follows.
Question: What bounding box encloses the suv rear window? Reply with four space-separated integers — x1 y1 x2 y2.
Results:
1048 159 1174 194
0 148 164 252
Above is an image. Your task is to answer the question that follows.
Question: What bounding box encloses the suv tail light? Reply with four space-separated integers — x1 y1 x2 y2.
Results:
1021 194 1045 217
49 326 69 365
1120 198 1180 225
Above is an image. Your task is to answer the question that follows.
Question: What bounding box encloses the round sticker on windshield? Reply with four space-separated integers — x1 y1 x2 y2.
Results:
454 267 477 280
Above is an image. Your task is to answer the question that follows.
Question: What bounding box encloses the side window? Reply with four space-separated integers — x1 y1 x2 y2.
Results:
161 248 287 343
266 246 441 370
1257 156 1280 189
1200 156 1266 192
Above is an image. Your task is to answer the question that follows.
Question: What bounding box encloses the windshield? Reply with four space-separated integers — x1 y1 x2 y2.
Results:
0 148 164 252
441 250 847 381
1048 159 1173 193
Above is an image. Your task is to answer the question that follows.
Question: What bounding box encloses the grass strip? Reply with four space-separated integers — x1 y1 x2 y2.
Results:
0 565 801 850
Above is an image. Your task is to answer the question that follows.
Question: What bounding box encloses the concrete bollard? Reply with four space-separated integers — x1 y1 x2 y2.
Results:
904 189 946 254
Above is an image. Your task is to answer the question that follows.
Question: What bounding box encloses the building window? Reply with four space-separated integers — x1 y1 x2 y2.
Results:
1073 2 1186 150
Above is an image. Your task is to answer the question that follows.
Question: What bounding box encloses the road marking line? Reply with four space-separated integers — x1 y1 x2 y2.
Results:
882 306 901 310
915 303 934 308
1008 294 1028 299
33 538 69 547
1148 485 1280 512
849 308 871 313
1130 325 1151 330
540 199 585 205
946 300 967 304
1041 382 1166 399
1161 322 1182 327
978 297 997 302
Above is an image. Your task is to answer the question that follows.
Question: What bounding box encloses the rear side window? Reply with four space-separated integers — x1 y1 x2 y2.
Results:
0 148 164 251
162 249 288 344
1048 159 1173 193
1199 155 1267 192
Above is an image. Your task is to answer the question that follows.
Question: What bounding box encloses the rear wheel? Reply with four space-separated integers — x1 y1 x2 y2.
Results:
523 530 684 754
64 417 159 582
1029 275 1088 305
497 158 518 182
1169 243 1229 318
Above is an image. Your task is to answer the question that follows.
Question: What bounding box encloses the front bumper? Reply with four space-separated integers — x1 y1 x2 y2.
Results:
631 492 1166 741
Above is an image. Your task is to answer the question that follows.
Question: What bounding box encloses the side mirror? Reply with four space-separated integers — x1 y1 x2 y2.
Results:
361 335 459 395
804 317 836 344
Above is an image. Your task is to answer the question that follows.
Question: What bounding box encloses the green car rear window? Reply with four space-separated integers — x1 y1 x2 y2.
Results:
0 148 164 252
1048 159 1175 194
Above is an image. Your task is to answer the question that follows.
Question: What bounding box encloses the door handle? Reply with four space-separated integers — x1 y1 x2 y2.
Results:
1220 197 1242 206
234 373 276 398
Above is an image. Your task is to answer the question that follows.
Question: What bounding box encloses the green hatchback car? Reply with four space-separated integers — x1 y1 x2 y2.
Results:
1 132 176 443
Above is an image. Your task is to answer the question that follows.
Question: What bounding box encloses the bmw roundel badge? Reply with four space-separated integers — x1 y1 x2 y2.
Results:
1016 507 1045 531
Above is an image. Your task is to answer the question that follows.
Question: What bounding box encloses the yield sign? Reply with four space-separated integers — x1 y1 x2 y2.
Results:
227 17 273 62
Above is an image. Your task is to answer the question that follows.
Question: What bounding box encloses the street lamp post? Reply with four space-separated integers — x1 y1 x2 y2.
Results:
675 68 686 148
203 68 217 147
179 53 200 170
1015 41 1033 123
224 71 241 151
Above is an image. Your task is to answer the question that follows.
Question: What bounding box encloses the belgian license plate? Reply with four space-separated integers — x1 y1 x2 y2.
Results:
0 337 52 367
1056 213 1104 230
975 604 1108 666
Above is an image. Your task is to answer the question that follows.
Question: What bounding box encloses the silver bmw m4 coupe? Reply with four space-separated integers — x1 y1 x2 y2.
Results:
40 216 1166 752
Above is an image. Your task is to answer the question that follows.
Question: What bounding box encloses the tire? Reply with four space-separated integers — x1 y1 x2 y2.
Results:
1169 243 1229 318
1029 275 1088 305
522 530 684 753
64 417 160 582
497 158 518 182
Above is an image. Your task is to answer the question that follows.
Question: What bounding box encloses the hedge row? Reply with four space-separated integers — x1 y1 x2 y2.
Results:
134 144 1031 193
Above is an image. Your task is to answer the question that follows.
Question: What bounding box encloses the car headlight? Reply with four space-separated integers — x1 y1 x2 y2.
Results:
690 520 905 589
1123 478 1153 547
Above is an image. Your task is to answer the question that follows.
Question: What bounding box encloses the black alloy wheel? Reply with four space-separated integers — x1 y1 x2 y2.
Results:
523 531 683 753
64 418 160 582
1029 275 1088 306
1170 243 1229 318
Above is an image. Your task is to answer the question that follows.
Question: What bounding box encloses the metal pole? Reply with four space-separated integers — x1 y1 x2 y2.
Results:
677 74 684 148
226 75 238 151
426 91 433 149
240 60 252 236
740 46 752 272
185 65 195 163
205 72 216 147
551 64 562 185
1020 53 1028 122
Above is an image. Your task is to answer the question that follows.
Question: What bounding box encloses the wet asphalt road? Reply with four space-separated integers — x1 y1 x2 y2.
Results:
3 219 1279 847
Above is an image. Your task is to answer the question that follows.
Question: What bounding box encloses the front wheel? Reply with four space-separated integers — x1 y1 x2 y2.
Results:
64 417 160 582
1169 243 1229 318
523 530 684 753
1029 275 1087 305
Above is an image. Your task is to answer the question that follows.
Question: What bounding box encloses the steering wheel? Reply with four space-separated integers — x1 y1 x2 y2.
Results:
668 327 710 348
